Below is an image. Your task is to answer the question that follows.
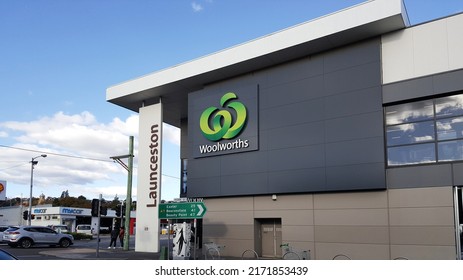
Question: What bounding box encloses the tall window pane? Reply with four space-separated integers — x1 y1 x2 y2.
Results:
387 121 434 146
435 94 463 118
385 100 434 126
436 117 463 140
438 140 463 162
387 143 436 166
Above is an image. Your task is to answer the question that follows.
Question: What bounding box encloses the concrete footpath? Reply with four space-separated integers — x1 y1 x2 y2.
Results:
40 247 163 260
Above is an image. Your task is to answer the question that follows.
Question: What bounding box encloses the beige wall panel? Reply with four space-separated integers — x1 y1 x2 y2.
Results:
382 14 463 84
202 238 254 258
282 225 314 242
315 242 390 260
390 226 455 246
314 226 389 244
203 210 254 225
254 210 314 225
388 187 453 208
314 209 388 226
390 245 456 260
314 190 387 209
447 15 463 70
253 194 313 210
412 20 449 77
204 197 254 211
203 224 253 239
280 241 314 259
389 207 455 226
381 29 414 83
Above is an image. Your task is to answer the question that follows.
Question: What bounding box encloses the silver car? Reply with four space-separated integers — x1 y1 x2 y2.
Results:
3 226 74 249
0 226 11 243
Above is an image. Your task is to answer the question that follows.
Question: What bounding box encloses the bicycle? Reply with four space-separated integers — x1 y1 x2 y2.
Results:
280 243 310 260
204 242 225 260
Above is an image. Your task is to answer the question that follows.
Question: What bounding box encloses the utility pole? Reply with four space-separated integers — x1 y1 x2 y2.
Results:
110 136 134 251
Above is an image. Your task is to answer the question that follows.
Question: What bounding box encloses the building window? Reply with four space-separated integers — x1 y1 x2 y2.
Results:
385 93 463 166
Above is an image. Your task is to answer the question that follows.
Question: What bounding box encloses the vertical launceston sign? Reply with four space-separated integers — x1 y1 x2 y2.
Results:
192 86 258 158
136 103 162 253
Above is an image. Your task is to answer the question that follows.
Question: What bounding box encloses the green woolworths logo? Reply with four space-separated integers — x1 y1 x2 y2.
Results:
200 92 247 141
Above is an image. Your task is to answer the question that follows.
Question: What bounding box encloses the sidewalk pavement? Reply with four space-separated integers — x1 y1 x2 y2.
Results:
40 247 163 260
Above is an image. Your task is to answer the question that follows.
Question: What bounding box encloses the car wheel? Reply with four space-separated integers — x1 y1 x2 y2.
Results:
59 238 71 248
20 238 33 249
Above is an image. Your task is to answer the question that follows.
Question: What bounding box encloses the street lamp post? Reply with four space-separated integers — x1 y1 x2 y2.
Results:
28 154 47 225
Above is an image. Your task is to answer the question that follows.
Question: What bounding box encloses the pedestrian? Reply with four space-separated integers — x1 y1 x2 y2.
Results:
108 227 119 249
119 227 125 248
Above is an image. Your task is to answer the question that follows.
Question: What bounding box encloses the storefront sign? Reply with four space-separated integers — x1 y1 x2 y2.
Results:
136 103 163 253
191 86 259 158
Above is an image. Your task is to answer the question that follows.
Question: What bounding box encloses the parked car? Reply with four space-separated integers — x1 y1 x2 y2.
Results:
2 226 74 249
0 226 11 243
75 224 92 235
48 225 69 233
0 249 18 260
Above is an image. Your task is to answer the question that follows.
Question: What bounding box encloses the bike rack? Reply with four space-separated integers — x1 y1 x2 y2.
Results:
241 249 259 260
332 254 351 260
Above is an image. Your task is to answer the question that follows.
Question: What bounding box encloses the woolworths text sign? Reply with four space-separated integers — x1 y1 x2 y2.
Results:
191 86 258 158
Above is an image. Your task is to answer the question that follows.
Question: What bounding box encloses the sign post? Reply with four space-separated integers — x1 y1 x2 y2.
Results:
159 202 207 260
159 202 207 219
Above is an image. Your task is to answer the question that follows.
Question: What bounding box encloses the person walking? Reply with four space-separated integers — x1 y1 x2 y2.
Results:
108 227 119 249
118 227 125 248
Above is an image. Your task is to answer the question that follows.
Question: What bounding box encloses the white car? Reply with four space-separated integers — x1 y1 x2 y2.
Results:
3 225 73 248
0 226 11 243
48 225 69 233
75 224 92 235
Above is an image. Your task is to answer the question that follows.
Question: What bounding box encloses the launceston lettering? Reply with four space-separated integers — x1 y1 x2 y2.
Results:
147 124 160 208
199 138 249 154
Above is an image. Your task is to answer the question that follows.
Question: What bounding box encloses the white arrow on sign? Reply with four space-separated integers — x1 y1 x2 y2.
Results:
197 204 204 216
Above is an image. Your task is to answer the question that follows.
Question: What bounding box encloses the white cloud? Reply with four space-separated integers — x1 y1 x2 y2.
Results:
192 2 203 12
0 111 180 200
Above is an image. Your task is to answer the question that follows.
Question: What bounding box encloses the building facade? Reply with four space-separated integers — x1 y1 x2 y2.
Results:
107 0 463 259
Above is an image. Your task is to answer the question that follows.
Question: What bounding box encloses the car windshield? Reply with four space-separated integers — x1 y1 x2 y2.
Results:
5 227 19 232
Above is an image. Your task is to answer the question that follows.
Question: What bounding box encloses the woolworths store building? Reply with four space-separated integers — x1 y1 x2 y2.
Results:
107 0 463 259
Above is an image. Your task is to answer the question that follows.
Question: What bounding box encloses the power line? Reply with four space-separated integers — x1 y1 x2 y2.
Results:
0 162 30 172
0 144 113 163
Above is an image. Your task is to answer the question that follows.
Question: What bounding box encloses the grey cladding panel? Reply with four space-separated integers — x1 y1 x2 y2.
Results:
187 38 384 197
267 145 326 171
220 173 268 196
324 86 382 118
324 62 381 96
220 151 268 176
326 163 386 190
268 168 326 193
387 165 453 189
325 111 384 143
383 69 463 104
323 39 380 73
266 121 325 150
260 75 325 109
260 98 325 130
325 137 385 166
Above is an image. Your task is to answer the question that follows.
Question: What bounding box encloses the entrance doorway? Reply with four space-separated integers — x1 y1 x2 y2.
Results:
455 187 463 260
256 218 282 258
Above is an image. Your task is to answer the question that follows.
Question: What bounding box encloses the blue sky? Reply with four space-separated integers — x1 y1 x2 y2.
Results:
1 0 462 202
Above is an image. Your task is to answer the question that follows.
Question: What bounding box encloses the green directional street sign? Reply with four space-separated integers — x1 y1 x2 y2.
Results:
159 202 207 219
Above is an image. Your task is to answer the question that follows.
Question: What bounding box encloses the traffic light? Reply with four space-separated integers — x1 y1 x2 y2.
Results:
122 204 126 217
23 210 28 220
115 206 121 217
91 199 99 217
100 206 107 216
